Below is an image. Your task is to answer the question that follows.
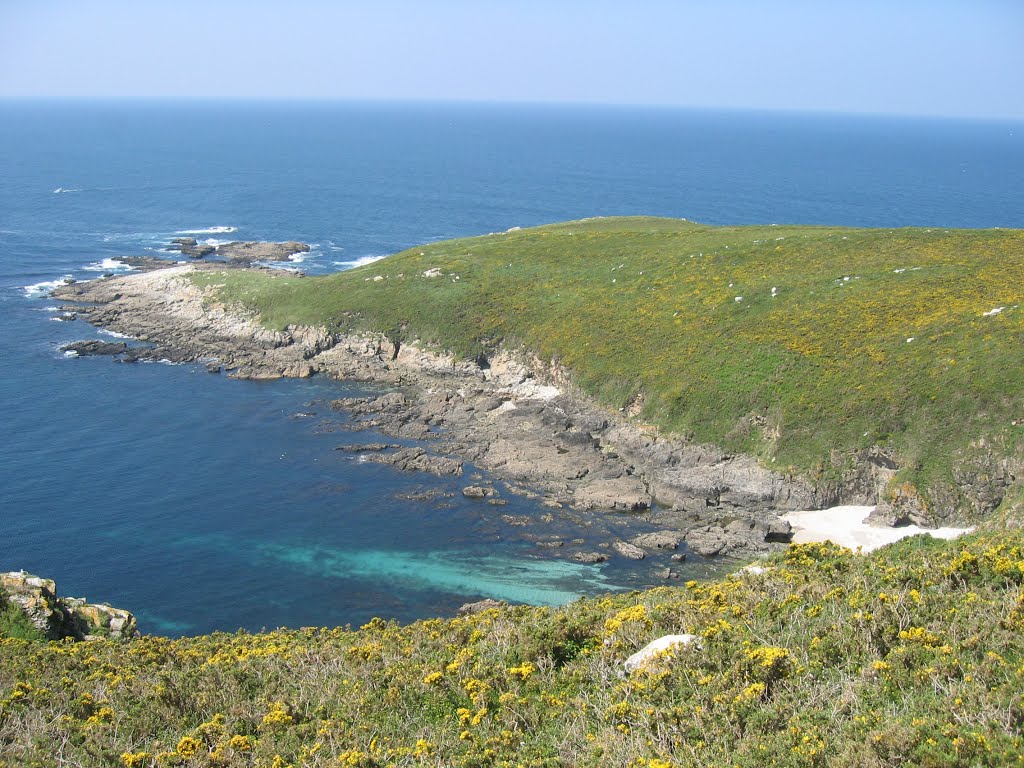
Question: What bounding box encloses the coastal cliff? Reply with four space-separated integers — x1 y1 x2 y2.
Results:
0 570 137 641
52 217 1024 534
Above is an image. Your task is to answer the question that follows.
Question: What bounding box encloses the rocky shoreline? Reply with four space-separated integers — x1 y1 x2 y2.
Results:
51 260 896 561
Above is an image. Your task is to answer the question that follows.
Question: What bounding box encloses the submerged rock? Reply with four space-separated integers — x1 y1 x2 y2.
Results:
571 551 609 564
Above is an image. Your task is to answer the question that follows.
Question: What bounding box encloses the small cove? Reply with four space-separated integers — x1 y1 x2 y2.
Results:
1 102 1021 635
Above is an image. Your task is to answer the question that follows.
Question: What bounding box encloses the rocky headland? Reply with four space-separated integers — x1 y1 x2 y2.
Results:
51 261 907 560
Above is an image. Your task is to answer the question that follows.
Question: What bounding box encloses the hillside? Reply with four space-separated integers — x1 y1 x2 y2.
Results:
188 217 1024 524
2 531 1022 766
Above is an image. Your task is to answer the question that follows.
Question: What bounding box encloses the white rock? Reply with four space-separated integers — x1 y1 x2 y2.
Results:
624 634 701 672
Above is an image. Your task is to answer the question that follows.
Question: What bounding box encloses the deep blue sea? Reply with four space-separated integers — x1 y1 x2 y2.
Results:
2 102 1022 636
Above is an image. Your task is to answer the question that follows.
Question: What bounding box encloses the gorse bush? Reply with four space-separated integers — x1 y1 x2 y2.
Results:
190 217 1024 521
1 531 1023 766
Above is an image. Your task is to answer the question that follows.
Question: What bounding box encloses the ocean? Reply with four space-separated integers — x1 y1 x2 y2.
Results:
1 102 1022 636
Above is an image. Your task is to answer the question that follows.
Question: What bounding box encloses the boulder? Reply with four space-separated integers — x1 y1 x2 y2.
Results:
623 634 700 673
612 541 646 560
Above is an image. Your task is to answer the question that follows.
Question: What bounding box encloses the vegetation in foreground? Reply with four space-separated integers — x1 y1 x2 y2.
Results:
190 217 1024 521
1 531 1023 767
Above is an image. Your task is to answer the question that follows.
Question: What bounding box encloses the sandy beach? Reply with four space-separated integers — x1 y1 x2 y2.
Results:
782 504 972 552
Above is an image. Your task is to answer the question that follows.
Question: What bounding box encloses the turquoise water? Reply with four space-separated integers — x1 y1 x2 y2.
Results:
1 102 1021 635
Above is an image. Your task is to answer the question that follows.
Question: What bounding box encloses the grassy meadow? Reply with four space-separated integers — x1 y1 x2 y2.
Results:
191 217 1024 521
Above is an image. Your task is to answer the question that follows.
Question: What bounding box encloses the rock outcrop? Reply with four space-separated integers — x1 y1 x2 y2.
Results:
1 571 137 641
165 239 310 263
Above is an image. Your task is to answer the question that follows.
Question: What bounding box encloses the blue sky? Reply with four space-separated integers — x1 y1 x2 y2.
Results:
1 0 1022 118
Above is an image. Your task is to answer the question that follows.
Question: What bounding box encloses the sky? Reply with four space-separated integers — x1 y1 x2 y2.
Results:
1 0 1022 119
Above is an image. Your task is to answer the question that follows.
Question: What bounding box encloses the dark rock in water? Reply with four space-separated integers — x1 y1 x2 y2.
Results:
536 539 564 549
670 553 687 562
659 568 681 580
117 255 183 271
397 488 455 502
487 498 508 506
572 551 609 564
501 514 531 527
166 237 216 258
54 312 77 321
457 598 505 615
216 241 310 262
366 447 463 477
335 443 400 452
60 340 129 357
462 485 495 499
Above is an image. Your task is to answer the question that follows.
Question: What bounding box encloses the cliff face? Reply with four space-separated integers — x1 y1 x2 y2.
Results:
0 571 137 641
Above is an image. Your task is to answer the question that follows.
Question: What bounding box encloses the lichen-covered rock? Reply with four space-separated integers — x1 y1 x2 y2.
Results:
1 571 137 641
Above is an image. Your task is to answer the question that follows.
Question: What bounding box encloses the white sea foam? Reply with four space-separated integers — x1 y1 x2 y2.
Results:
83 257 132 272
334 254 387 269
23 276 73 298
290 244 322 263
200 238 233 247
52 187 82 194
98 328 134 340
175 226 238 235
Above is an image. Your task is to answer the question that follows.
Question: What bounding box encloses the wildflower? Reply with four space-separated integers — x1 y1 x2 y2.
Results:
175 737 203 758
260 701 295 729
506 662 535 680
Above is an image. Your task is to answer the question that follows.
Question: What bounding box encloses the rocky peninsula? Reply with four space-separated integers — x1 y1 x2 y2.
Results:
51 261 825 559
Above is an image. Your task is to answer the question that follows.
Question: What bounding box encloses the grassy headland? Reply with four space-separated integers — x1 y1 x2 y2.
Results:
2 531 1023 766
191 217 1024 522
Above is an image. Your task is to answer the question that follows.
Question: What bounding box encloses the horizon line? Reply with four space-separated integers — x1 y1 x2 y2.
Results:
0 96 1021 124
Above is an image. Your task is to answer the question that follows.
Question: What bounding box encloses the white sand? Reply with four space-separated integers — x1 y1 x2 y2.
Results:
782 505 972 553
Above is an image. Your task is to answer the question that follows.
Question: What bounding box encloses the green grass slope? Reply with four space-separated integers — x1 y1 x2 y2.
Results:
2 532 1023 766
191 217 1024 520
